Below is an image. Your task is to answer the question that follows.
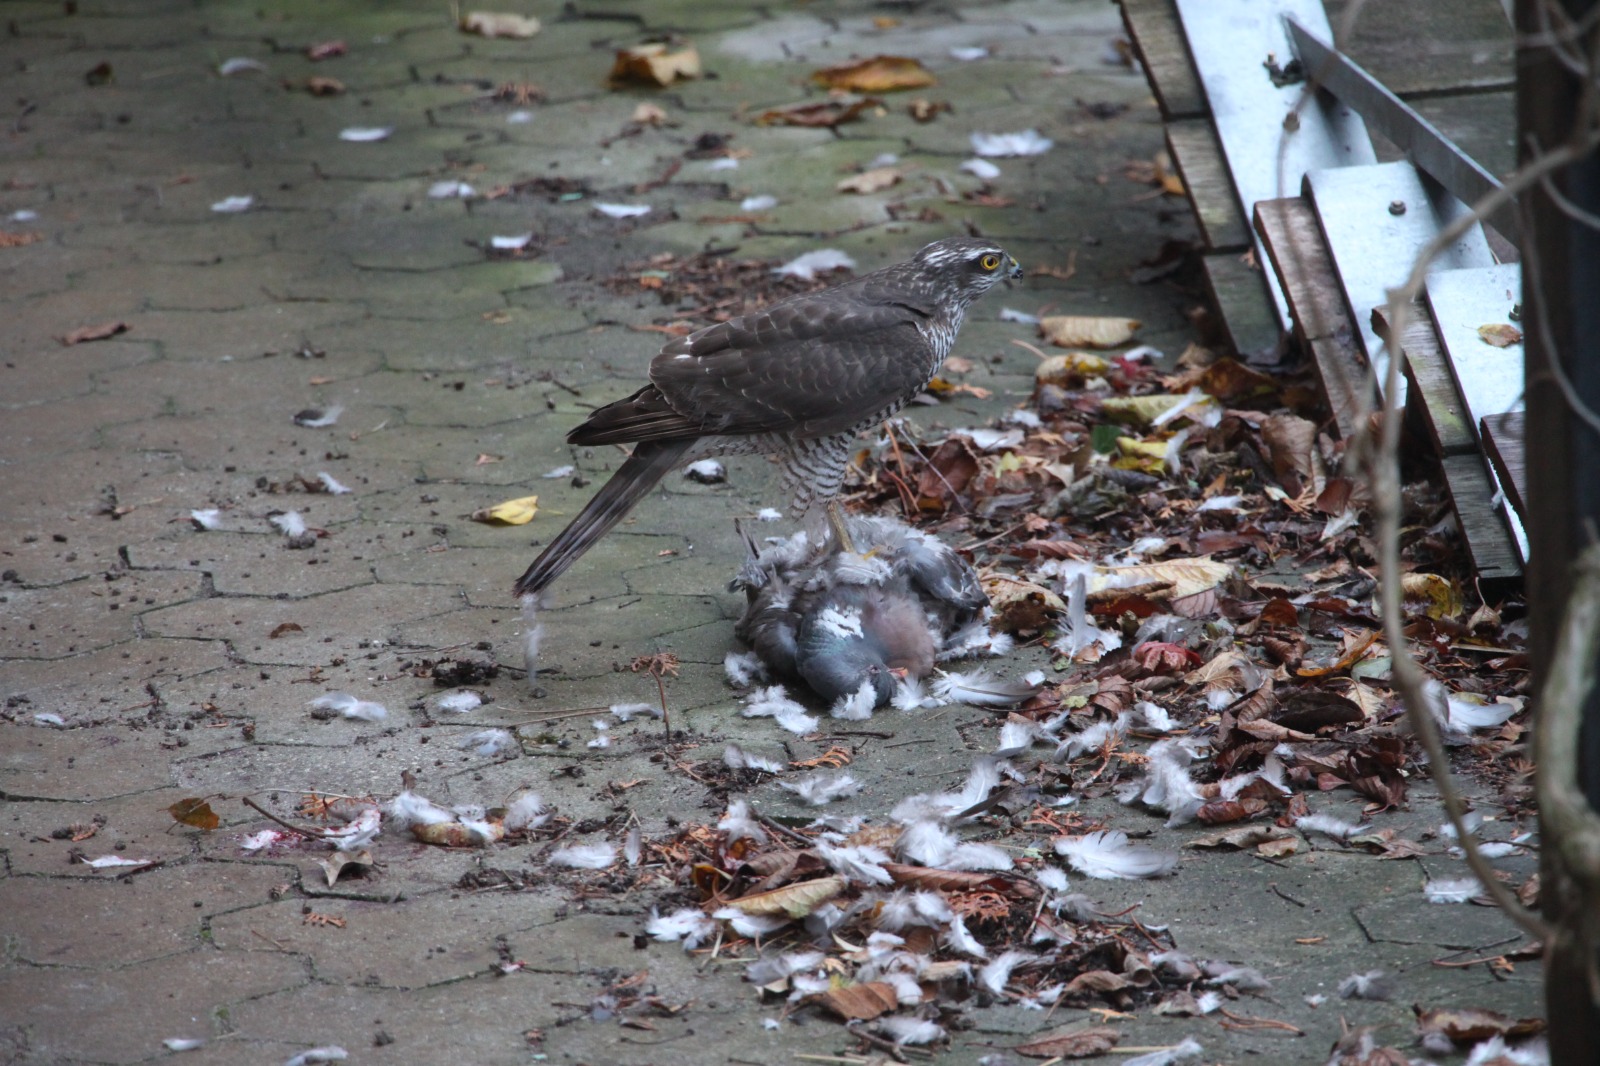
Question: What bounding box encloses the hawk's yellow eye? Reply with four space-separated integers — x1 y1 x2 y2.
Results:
979 253 1002 271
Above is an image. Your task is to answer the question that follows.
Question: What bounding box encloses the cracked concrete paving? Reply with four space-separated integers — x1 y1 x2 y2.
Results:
0 1 1539 1064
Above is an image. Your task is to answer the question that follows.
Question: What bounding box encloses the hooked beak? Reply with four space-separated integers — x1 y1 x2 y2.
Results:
1007 255 1024 281
889 666 910 680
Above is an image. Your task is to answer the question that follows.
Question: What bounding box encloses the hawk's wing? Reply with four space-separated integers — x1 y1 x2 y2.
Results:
569 290 937 446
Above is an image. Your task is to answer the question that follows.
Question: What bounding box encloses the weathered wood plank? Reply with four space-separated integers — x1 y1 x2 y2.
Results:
1201 252 1282 362
1441 453 1523 587
1118 0 1207 120
1371 303 1475 457
1481 410 1527 523
1424 264 1524 445
1167 119 1248 251
1254 196 1371 440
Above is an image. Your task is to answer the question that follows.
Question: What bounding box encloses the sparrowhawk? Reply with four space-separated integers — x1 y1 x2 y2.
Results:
512 236 1022 598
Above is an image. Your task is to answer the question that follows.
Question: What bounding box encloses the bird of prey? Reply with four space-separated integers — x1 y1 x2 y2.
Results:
512 236 1021 598
730 514 991 711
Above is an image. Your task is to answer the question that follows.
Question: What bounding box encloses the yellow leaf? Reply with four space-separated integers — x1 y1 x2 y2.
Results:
1035 351 1109 386
1105 558 1234 600
1113 435 1169 474
1039 314 1140 348
1401 572 1462 620
471 495 539 525
1102 393 1192 427
811 55 934 93
167 798 219 831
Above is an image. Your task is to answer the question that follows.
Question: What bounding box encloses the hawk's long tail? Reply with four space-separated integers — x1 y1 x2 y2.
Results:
512 438 696 597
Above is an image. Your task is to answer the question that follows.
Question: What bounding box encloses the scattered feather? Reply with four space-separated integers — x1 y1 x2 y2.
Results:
1055 830 1178 880
218 57 266 76
595 202 651 219
520 592 545 684
384 790 454 828
713 906 788 938
950 45 990 60
960 158 1002 180
435 690 482 714
189 508 222 530
624 824 642 865
757 507 783 521
723 744 784 774
210 195 253 213
503 793 549 831
816 840 893 885
316 472 352 495
32 712 66 727
978 949 1032 995
321 806 381 850
458 728 516 757
970 128 1053 157
944 913 988 959
292 405 343 427
240 829 291 851
609 702 662 722
427 180 475 199
1131 700 1175 732
1464 1036 1549 1066
1202 962 1270 990
586 724 612 749
339 126 393 142
549 842 617 869
1123 1037 1204 1066
705 157 739 170
684 458 726 483
998 306 1037 324
874 1016 944 1046
892 676 940 712
284 1048 347 1066
1338 969 1394 1000
308 691 387 722
271 510 309 537
930 668 1037 707
163 1037 205 1051
542 464 575 478
742 684 819 733
81 854 153 870
831 679 879 720
724 649 766 687
647 907 716 948
740 194 777 211
774 248 856 280
718 798 769 844
1424 876 1483 903
780 771 861 806
1295 812 1368 842
490 232 533 250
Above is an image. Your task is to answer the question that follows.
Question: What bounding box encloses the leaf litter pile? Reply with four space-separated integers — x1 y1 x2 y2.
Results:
214 315 1541 1064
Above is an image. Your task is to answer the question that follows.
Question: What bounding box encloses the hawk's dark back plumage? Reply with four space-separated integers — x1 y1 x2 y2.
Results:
513 237 1020 598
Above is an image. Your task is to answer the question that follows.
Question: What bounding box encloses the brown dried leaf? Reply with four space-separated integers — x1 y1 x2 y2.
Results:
316 848 372 886
306 76 345 96
725 875 845 917
1193 798 1269 827
1188 823 1289 849
811 55 934 93
811 981 899 1021
882 863 1037 898
1476 323 1523 348
1413 1005 1545 1045
1257 835 1300 857
836 166 902 194
1063 970 1133 994
0 231 42 248
753 98 881 128
167 797 220 831
1014 1024 1120 1059
62 321 129 345
306 40 347 61
269 621 304 638
609 43 700 87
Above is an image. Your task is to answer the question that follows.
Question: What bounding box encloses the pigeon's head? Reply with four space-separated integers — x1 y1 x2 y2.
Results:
799 642 896 708
912 236 1023 299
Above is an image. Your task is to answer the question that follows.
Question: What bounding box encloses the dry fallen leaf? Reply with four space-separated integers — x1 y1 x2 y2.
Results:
305 76 345 96
811 54 935 93
811 981 900 1021
459 11 542 38
1413 1005 1545 1045
0 231 42 248
1476 323 1522 348
62 321 129 346
412 821 507 847
167 798 220 831
1013 1024 1120 1059
1035 351 1110 386
609 43 700 87
306 40 347 61
471 495 538 525
725 876 846 918
1401 572 1463 620
836 166 902 194
1039 314 1140 348
753 98 881 128
269 622 304 639
315 848 373 886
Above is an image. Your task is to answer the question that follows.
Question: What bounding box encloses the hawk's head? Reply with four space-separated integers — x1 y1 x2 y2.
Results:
911 237 1023 301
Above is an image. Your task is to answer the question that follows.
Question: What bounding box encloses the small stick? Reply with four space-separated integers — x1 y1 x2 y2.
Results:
241 797 322 840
